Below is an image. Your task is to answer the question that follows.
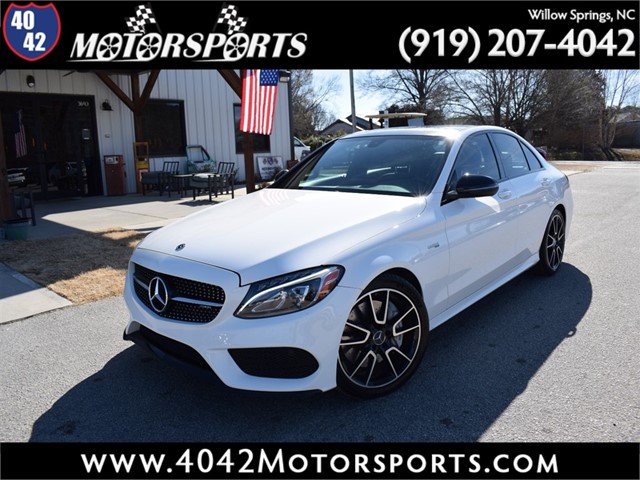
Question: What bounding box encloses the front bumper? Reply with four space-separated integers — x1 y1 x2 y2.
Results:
123 248 358 393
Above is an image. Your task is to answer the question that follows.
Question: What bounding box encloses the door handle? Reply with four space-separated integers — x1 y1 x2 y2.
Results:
498 190 512 200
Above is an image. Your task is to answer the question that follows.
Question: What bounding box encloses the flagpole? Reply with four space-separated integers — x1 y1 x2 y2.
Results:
239 70 256 194
349 70 356 133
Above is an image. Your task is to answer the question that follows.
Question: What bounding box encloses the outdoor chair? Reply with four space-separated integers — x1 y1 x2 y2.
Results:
190 161 236 201
216 161 236 196
141 161 180 196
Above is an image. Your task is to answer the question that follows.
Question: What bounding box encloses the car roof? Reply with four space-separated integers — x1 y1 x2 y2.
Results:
341 124 515 141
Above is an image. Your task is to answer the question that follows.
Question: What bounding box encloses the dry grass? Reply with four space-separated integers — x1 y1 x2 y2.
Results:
0 228 146 304
613 148 640 161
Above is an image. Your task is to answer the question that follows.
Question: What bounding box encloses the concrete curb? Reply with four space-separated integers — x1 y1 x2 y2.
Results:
0 262 72 324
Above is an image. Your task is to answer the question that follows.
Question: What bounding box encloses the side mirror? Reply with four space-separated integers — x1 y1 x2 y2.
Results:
445 174 499 202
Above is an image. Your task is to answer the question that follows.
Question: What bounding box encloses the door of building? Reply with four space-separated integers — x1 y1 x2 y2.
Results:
0 92 103 199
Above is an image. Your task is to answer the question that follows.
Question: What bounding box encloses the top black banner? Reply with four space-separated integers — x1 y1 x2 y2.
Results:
0 1 639 69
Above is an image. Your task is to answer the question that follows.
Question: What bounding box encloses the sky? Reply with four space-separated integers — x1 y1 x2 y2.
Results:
313 70 388 123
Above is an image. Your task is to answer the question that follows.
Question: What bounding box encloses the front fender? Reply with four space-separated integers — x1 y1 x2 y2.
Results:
335 209 449 321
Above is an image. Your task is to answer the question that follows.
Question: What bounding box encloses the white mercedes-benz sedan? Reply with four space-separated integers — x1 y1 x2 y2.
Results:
123 125 573 398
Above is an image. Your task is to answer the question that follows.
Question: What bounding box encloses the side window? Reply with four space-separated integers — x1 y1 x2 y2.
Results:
491 133 531 178
451 134 500 185
521 142 543 170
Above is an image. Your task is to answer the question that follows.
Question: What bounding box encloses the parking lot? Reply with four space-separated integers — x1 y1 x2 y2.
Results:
0 164 638 442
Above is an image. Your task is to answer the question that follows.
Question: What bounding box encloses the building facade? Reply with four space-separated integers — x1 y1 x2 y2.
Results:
0 69 292 198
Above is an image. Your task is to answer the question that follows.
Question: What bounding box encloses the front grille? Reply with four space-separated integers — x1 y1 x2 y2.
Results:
133 263 225 323
229 348 319 379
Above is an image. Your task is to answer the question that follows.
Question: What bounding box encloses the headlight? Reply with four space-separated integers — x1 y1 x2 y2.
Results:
236 266 344 319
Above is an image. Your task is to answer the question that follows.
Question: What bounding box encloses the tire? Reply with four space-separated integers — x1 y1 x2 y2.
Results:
337 274 428 398
535 208 566 276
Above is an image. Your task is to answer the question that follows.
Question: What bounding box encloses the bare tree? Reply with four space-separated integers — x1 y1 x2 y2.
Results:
358 69 451 120
290 70 341 137
539 70 603 150
599 69 640 151
449 70 546 136
449 70 510 126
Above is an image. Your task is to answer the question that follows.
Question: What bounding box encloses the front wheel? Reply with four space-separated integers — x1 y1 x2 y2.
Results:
337 274 428 398
535 208 566 276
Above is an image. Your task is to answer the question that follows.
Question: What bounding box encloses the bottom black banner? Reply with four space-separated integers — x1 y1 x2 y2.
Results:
1 442 638 479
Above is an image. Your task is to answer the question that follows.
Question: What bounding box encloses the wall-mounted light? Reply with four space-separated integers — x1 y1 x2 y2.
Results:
278 70 291 83
26 75 35 88
101 100 113 111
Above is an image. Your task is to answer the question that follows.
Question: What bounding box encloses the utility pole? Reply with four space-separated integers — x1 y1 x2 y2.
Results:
349 70 357 133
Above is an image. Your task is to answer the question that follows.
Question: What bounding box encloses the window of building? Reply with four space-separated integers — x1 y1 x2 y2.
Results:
234 104 271 154
141 100 186 156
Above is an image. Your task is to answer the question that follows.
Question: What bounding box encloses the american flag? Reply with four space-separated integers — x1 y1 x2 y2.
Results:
240 69 279 136
14 110 27 159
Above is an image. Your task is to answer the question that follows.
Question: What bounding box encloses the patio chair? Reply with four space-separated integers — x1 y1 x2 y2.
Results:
190 161 236 201
216 161 236 196
141 161 180 196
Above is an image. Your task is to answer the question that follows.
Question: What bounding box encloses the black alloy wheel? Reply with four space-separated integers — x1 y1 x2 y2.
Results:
536 208 566 276
337 274 428 398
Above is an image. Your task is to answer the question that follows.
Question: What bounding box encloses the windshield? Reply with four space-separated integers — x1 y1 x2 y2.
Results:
277 135 451 196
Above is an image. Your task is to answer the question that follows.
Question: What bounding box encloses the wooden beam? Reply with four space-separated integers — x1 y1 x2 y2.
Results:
95 70 159 145
242 132 255 194
130 73 143 142
218 69 242 97
134 69 160 111
95 71 134 111
130 72 140 103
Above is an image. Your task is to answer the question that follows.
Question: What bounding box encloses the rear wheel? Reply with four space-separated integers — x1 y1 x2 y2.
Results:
337 274 428 398
535 208 566 276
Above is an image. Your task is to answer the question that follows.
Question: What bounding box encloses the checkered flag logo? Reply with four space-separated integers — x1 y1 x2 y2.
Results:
126 4 157 34
216 4 247 35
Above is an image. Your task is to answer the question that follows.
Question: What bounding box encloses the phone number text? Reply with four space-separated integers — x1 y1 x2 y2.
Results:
398 27 636 63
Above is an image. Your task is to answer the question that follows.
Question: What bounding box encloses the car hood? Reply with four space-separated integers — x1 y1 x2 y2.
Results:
137 189 426 285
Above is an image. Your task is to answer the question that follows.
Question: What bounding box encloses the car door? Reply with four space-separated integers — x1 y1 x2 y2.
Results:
489 132 553 260
440 133 520 308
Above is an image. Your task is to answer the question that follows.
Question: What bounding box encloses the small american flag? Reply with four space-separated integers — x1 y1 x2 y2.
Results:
240 69 280 136
14 110 27 159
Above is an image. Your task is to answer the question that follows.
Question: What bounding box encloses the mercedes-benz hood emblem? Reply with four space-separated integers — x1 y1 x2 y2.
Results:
148 277 169 313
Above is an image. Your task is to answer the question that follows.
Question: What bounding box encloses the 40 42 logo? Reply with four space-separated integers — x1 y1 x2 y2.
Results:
2 2 61 61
